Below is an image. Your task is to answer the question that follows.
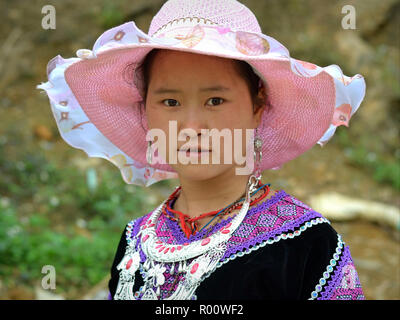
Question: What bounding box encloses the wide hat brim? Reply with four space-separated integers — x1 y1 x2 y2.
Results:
37 21 366 187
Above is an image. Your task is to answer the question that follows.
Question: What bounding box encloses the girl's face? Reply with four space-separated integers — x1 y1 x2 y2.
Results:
145 50 264 181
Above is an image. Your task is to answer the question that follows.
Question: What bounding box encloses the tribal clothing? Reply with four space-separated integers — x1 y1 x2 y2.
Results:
108 190 365 300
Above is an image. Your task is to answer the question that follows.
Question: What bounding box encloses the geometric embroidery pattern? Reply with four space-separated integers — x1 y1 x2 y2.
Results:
223 191 326 259
117 189 365 300
315 245 365 300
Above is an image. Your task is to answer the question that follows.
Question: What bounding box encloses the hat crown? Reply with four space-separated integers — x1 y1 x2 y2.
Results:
148 0 261 37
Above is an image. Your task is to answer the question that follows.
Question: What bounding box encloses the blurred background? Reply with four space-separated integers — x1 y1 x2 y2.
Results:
0 0 399 300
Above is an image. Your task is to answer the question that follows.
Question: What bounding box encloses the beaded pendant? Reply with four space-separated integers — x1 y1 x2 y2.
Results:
114 175 259 300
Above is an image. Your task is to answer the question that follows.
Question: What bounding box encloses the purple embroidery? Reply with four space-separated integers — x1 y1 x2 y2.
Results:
318 245 365 300
156 210 237 244
139 189 290 246
223 193 324 260
151 261 187 299
127 189 325 269
117 189 365 300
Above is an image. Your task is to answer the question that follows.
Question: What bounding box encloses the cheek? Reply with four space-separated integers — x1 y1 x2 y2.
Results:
209 117 255 165
145 104 156 128
222 107 256 163
145 104 167 131
217 105 256 130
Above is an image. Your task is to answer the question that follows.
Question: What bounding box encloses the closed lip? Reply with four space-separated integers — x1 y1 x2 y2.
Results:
178 146 211 152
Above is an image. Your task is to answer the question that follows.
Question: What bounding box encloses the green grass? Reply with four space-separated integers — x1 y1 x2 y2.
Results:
0 204 122 290
97 1 125 29
336 129 400 190
0 142 157 297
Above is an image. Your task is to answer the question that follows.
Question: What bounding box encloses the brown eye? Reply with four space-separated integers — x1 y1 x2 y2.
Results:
162 99 180 107
207 97 224 106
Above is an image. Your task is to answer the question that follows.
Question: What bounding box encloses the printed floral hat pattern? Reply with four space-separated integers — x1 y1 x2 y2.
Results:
37 0 366 186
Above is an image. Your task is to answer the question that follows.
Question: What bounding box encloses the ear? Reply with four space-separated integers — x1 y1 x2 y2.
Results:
253 86 267 128
253 105 265 128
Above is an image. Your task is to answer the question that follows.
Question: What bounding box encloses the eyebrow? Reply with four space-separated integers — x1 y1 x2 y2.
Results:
153 85 231 95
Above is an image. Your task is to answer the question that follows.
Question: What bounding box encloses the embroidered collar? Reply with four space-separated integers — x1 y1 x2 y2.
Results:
116 189 332 300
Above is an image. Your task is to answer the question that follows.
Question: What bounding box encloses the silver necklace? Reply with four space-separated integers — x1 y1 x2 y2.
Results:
114 175 260 300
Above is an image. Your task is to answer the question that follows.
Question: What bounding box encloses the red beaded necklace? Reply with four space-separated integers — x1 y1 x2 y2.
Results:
162 182 271 238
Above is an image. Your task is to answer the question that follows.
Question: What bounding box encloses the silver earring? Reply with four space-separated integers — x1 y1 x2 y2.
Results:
253 128 262 180
146 140 152 165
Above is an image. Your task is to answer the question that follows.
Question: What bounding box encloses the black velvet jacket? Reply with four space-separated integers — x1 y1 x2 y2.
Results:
108 190 365 300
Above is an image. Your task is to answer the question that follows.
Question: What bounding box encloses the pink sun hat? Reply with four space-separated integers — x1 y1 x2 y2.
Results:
36 0 366 187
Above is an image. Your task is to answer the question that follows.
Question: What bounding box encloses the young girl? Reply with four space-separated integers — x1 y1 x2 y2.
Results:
37 0 366 300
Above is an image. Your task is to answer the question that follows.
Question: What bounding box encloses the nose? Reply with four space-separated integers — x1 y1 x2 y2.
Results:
177 108 209 148
177 107 208 142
